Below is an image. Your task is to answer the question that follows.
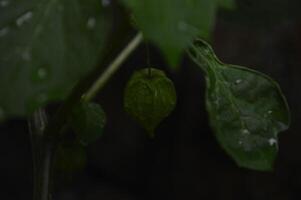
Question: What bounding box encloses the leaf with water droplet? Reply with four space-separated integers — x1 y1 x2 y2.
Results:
121 0 230 67
0 0 10 7
188 39 290 171
69 102 106 145
124 68 177 137
0 0 113 119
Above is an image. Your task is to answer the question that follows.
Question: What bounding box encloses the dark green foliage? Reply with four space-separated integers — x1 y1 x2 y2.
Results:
54 141 86 173
121 0 223 67
188 40 290 171
124 68 177 137
70 102 106 145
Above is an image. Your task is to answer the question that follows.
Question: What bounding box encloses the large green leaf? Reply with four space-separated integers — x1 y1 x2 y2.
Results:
0 0 112 119
121 0 218 67
188 40 290 171
124 68 177 137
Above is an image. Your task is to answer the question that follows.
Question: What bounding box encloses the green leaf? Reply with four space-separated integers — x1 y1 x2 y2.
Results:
124 68 177 137
54 141 86 173
121 0 219 67
70 102 106 145
188 40 290 171
0 0 112 119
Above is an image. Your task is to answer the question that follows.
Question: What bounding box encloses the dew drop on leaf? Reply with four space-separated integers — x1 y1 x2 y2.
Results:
21 48 32 61
241 129 250 135
235 79 242 84
87 17 96 30
101 0 111 7
177 21 188 32
31 66 50 83
37 68 48 80
16 11 33 27
0 27 9 37
268 138 277 146
0 0 9 7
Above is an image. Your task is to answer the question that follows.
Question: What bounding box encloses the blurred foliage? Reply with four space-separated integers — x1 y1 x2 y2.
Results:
70 102 106 145
121 0 235 67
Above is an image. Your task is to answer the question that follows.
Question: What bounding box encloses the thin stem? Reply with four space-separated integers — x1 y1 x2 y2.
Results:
145 42 152 77
44 32 144 140
40 143 53 200
29 32 144 200
84 32 143 101
29 109 53 200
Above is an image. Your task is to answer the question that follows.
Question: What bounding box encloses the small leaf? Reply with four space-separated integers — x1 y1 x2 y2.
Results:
188 40 290 171
54 142 86 173
124 68 177 137
70 102 106 145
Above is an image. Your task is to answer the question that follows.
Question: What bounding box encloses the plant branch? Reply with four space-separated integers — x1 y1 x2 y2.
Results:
29 32 143 200
44 32 143 140
84 32 143 101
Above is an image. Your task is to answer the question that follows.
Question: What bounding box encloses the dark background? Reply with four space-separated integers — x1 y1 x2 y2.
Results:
1 0 301 199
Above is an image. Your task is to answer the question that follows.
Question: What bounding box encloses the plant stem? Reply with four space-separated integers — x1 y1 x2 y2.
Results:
145 42 152 77
84 32 143 101
40 143 53 200
29 109 53 200
28 32 143 200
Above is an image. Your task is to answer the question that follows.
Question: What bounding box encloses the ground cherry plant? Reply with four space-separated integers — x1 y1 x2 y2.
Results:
0 0 290 200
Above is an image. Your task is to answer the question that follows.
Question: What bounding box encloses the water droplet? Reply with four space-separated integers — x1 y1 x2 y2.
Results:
0 27 9 37
268 138 277 146
37 68 48 80
101 0 111 7
241 129 250 135
21 48 31 61
87 17 96 29
178 21 188 32
0 0 9 7
16 11 33 27
235 79 242 84
31 66 50 82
